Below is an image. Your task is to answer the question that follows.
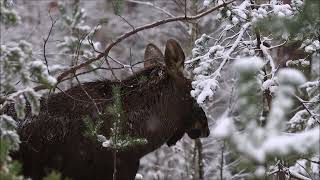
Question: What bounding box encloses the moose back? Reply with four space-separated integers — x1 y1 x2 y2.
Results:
10 39 210 180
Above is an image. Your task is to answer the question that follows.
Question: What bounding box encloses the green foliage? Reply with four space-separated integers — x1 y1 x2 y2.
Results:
24 90 41 115
217 2 320 178
0 114 22 180
82 85 147 150
235 59 264 125
106 85 147 151
112 0 123 15
58 0 85 34
99 17 109 24
0 1 57 178
138 76 147 84
42 170 72 180
0 115 22 179
0 139 10 166
256 0 320 41
107 85 123 148
1 40 32 92
0 115 20 161
0 2 25 179
14 96 26 119
0 0 20 26
0 159 23 180
56 0 99 59
43 171 61 180
1 40 57 94
83 116 103 142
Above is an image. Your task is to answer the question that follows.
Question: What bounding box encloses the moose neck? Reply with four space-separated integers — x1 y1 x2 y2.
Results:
119 66 188 155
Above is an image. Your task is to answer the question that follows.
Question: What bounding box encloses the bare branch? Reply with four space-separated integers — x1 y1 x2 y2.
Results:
34 0 235 91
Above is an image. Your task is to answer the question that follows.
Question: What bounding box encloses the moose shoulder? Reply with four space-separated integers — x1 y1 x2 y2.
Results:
11 39 210 180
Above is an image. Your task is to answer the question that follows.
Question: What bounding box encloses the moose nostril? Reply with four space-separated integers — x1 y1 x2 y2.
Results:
187 129 201 139
206 129 210 137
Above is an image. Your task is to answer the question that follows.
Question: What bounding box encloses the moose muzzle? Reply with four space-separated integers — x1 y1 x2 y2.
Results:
187 120 210 139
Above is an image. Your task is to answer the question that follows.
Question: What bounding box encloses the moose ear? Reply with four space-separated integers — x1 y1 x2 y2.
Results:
164 39 185 71
144 43 164 67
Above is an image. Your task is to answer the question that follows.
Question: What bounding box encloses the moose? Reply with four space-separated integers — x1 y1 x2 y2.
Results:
9 39 210 180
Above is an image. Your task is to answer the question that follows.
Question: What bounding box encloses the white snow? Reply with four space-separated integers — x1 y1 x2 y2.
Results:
203 0 213 7
263 128 319 155
102 139 113 148
97 135 107 142
233 57 264 73
262 79 274 91
212 111 235 138
277 68 306 86
135 173 143 180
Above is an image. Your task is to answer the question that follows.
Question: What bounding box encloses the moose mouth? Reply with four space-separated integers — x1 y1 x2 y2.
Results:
187 129 202 139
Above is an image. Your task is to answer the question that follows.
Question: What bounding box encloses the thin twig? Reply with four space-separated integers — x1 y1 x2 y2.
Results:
43 12 58 74
296 161 314 180
293 94 320 125
129 48 135 74
73 72 101 114
184 0 187 18
104 55 120 81
304 158 320 165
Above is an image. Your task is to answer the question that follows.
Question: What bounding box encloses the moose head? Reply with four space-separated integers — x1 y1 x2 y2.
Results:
143 39 210 145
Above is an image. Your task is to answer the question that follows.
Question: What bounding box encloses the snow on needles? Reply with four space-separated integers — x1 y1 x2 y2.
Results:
212 66 318 164
233 57 264 73
277 68 306 86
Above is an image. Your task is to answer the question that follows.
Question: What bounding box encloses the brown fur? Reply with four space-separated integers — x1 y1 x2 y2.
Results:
9 40 210 180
